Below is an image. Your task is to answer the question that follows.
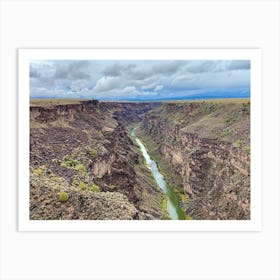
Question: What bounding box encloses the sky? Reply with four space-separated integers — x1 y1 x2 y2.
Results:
30 60 250 101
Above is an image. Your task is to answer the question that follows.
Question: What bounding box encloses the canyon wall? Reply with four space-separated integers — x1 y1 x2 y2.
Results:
30 98 251 220
99 101 160 124
30 100 168 220
138 100 250 220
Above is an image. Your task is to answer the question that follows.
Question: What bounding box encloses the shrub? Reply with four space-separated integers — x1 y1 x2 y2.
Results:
242 101 250 107
33 168 42 175
233 139 243 148
71 150 78 158
89 184 100 192
59 192 69 202
185 215 192 220
72 178 79 186
60 155 86 172
87 148 98 158
76 163 86 173
243 146 250 154
79 181 87 190
162 197 168 212
61 155 78 168
221 130 230 137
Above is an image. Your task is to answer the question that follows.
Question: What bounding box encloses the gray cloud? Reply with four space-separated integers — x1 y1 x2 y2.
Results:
185 60 250 74
152 61 184 75
185 61 217 73
103 63 136 77
227 60 250 70
30 66 41 78
30 60 250 100
54 60 91 80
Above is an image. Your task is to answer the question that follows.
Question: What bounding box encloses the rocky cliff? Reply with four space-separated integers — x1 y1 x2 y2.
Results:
99 101 160 124
30 100 168 220
137 100 250 220
30 98 251 220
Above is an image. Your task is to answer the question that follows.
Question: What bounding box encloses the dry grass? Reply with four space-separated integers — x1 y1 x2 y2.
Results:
30 98 91 107
164 98 250 104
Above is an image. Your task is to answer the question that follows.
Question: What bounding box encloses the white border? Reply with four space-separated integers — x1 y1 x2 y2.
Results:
18 48 262 231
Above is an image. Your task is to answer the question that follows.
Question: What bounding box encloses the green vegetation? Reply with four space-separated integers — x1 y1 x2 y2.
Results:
75 163 86 172
162 197 168 216
72 178 79 186
243 146 250 154
220 130 231 137
79 181 87 190
33 168 43 175
71 150 78 159
175 187 188 203
233 139 244 148
242 101 250 107
60 155 86 172
59 192 69 202
89 184 100 192
87 148 98 158
60 155 78 168
32 164 49 175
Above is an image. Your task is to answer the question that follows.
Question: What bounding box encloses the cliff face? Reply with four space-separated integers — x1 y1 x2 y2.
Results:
138 100 250 220
99 102 160 124
30 100 167 220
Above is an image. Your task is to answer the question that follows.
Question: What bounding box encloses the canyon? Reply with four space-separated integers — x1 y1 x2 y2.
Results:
30 98 250 220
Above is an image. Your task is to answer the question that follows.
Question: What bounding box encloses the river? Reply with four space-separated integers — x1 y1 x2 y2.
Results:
131 128 185 220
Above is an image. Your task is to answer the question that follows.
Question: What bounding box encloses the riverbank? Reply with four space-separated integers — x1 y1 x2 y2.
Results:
131 128 185 220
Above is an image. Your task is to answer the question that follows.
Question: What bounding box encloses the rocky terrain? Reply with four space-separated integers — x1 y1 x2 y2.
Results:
30 98 250 220
137 99 250 220
30 99 168 220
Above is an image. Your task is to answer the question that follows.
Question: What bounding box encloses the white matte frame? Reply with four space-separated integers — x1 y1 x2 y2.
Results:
18 48 262 232
1 1 279 280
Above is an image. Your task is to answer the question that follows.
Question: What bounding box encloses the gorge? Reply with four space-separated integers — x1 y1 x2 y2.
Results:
30 98 250 220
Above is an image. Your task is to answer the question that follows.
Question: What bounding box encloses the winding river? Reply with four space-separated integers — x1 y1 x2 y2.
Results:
131 128 185 220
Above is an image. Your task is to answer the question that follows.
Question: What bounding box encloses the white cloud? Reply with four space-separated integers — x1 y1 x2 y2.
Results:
93 76 121 93
154 85 164 91
122 86 137 94
141 84 154 90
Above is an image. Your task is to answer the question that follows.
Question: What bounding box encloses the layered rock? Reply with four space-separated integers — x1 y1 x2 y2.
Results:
30 99 167 220
99 102 160 124
30 98 251 220
138 100 250 220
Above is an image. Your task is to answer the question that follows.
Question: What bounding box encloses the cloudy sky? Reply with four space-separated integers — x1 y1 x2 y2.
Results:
30 60 250 100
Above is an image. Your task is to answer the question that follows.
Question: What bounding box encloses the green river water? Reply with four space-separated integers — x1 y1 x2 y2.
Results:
131 128 185 220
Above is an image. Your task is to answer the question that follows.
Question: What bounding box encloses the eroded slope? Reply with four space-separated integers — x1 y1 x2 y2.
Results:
137 99 250 220
30 100 168 220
